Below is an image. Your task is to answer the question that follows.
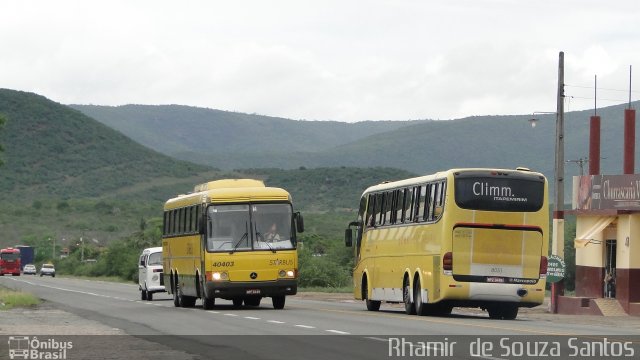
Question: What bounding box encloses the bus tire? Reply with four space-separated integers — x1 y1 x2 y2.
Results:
245 297 261 307
272 296 285 309
182 295 196 308
403 276 416 315
232 298 243 308
203 293 215 310
141 289 147 301
414 277 428 316
147 291 153 301
362 278 381 311
488 303 518 320
503 305 518 320
173 276 181 307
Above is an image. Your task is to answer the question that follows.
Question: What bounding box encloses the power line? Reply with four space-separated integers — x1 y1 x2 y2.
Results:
566 84 640 94
566 95 629 103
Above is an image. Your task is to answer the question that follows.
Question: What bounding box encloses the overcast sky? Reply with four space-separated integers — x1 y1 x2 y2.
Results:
1 0 639 122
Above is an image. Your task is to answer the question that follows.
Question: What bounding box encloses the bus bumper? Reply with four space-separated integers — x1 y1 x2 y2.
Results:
205 279 297 299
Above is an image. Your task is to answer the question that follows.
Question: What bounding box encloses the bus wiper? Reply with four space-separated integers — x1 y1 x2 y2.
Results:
230 222 249 254
255 224 276 253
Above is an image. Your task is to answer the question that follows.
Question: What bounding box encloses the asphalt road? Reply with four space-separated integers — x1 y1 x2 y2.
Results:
1 276 639 360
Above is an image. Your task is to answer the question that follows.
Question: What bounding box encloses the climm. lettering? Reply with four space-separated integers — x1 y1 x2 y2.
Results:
473 182 513 197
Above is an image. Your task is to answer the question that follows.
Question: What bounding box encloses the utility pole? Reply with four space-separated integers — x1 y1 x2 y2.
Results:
551 51 565 313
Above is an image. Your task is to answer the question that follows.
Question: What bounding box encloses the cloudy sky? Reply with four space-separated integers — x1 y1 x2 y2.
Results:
1 0 638 122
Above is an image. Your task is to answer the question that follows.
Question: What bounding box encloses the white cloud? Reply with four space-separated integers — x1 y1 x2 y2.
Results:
0 0 639 122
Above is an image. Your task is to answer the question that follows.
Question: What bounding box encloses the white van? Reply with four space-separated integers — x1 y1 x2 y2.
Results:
138 247 165 301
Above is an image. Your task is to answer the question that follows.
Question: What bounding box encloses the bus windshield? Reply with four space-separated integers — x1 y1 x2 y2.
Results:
206 203 294 252
0 252 19 261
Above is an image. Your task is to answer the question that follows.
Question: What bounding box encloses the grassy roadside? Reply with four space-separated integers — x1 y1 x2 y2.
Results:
299 286 352 293
0 286 40 310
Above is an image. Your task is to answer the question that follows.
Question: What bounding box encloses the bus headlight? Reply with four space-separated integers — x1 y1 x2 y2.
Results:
212 272 228 281
279 270 296 278
152 274 159 281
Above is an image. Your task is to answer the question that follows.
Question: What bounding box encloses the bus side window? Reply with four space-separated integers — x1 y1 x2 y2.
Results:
366 194 376 228
384 191 393 225
428 183 438 221
422 184 432 221
163 212 168 236
185 207 192 233
171 210 177 236
374 194 383 227
404 187 413 223
394 189 404 223
416 186 426 222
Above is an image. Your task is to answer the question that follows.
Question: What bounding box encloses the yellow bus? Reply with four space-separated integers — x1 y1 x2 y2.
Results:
345 168 548 320
162 179 304 310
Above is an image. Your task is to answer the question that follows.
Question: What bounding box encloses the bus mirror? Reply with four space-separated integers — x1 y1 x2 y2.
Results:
348 221 360 228
295 212 304 233
345 229 353 247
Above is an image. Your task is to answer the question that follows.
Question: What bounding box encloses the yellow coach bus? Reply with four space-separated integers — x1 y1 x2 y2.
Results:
345 168 548 320
162 179 304 310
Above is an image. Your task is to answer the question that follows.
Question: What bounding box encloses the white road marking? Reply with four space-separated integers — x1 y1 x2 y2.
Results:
326 329 350 335
244 316 260 320
364 336 388 342
267 320 285 324
295 325 315 329
224 313 238 317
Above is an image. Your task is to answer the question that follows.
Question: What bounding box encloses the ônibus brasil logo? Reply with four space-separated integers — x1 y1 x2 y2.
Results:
7 336 73 359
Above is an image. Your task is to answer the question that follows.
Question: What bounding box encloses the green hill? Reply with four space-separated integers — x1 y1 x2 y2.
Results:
0 89 418 245
0 89 214 201
70 104 424 159
72 102 640 182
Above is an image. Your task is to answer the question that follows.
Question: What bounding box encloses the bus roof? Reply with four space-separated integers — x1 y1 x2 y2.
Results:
362 168 545 195
0 247 20 253
164 179 291 210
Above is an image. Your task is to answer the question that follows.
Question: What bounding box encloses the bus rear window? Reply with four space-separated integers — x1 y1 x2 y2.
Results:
454 174 544 212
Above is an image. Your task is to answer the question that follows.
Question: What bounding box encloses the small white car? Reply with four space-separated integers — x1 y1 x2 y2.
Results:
39 263 55 277
138 247 165 301
23 264 36 275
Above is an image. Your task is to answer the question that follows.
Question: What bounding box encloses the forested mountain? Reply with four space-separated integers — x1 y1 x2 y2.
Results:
0 89 417 244
0 89 213 202
72 102 640 180
70 104 425 157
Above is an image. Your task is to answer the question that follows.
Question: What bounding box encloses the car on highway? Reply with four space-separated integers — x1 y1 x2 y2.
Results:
138 247 164 301
39 263 55 277
22 264 36 275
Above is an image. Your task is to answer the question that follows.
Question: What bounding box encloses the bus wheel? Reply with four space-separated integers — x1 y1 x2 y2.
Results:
362 280 380 311
272 296 286 309
503 305 518 320
414 279 428 316
141 289 147 301
182 295 196 307
232 298 244 308
147 291 153 301
203 293 215 310
403 277 416 315
173 281 181 307
488 304 518 320
245 297 261 307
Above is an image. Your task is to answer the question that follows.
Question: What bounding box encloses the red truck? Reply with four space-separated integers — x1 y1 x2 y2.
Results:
0 247 21 276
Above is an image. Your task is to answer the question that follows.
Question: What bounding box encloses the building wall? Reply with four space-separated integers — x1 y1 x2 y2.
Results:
575 216 608 298
615 214 640 312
